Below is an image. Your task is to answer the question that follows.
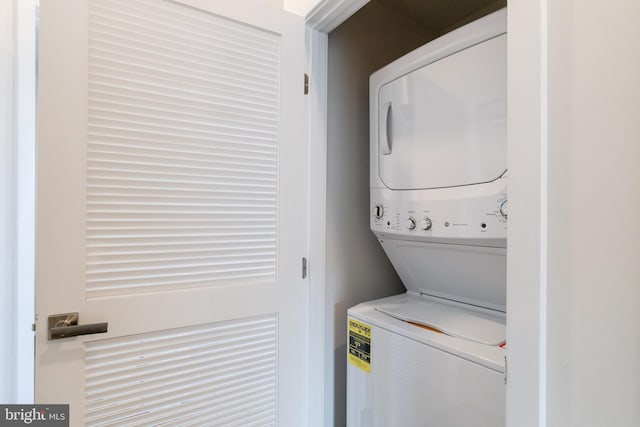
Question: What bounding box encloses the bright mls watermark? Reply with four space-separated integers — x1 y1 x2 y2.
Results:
0 405 68 426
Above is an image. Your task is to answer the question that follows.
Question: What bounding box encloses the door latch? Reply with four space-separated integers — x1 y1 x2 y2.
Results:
48 312 108 340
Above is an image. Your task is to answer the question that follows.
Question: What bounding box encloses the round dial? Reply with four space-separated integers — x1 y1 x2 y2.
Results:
405 217 416 230
418 217 432 230
374 204 384 219
500 200 508 219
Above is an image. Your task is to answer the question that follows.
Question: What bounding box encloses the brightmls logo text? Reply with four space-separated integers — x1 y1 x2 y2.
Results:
0 405 68 426
4 408 46 424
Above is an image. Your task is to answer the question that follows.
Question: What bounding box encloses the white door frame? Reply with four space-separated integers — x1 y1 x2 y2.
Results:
303 24 329 427
505 2 548 426
303 1 549 426
303 5 371 426
0 0 37 404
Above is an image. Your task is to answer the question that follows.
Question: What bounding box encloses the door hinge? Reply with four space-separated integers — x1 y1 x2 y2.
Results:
504 355 508 385
302 257 308 279
32 323 36 332
304 73 309 95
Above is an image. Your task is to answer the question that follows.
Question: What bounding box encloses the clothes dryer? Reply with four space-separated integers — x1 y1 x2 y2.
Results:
348 8 508 427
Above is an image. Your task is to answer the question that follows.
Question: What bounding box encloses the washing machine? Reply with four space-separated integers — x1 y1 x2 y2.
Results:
347 9 508 427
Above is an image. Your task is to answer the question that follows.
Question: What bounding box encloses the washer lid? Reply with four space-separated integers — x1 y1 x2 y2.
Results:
375 298 505 346
378 239 507 312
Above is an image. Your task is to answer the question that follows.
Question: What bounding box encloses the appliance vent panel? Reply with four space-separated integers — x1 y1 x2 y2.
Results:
85 0 280 297
84 314 278 426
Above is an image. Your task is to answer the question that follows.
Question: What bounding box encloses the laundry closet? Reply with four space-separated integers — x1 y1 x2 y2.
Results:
322 0 506 425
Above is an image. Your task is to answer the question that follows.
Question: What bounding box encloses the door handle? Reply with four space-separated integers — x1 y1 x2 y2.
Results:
380 101 392 155
48 312 108 340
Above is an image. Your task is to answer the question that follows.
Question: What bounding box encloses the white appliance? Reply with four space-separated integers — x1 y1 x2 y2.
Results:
347 9 508 427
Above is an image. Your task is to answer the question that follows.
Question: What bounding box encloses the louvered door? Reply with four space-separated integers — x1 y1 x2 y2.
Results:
35 0 307 425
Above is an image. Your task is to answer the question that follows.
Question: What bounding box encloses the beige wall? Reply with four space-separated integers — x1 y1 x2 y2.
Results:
258 0 284 9
283 0 320 16
325 3 434 426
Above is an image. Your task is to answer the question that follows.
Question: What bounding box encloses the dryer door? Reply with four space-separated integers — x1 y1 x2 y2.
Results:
378 34 506 190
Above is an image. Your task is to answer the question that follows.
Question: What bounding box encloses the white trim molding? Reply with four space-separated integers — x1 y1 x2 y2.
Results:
0 0 17 402
0 0 36 404
506 1 547 426
14 0 37 403
305 26 329 427
305 0 369 32
303 2 369 425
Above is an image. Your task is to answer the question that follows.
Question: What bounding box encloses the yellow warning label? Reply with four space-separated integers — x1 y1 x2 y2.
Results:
348 318 371 373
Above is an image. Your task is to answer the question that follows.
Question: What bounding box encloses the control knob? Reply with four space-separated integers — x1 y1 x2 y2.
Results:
418 217 432 230
500 200 508 219
374 204 384 219
405 217 416 230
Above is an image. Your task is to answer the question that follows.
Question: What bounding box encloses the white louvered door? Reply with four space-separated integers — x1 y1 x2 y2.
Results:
35 1 307 425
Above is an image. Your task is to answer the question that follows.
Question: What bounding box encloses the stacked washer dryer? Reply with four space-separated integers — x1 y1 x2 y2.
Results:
346 9 508 427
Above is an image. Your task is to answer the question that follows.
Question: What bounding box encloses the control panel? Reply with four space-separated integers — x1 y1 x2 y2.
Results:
371 181 507 246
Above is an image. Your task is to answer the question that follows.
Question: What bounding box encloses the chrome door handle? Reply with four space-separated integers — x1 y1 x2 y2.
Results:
48 312 108 340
